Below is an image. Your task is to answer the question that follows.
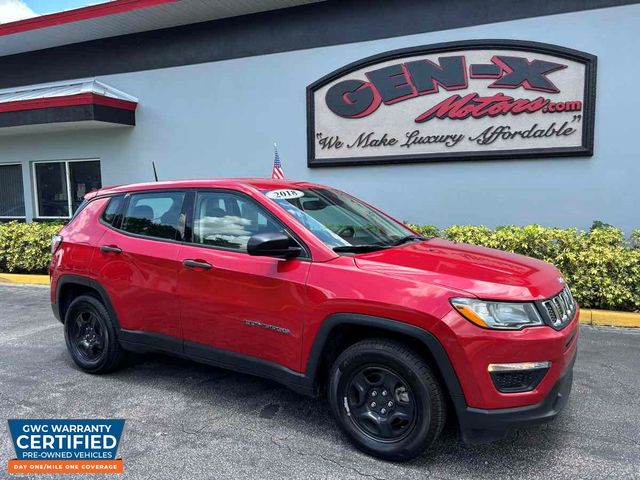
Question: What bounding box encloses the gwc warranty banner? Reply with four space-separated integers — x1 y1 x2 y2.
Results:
7 419 125 475
307 40 596 166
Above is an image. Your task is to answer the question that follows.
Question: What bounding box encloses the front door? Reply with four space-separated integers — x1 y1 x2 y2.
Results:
177 190 310 372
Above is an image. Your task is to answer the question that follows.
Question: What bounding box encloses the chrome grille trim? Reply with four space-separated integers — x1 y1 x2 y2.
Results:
541 286 575 329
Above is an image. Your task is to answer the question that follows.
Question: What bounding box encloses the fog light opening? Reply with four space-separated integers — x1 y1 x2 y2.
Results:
488 362 551 393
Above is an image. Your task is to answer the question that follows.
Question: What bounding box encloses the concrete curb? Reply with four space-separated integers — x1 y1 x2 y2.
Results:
0 273 638 327
579 309 640 328
0 273 50 285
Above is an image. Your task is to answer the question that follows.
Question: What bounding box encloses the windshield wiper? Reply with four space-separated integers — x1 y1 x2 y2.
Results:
387 235 427 247
333 245 390 253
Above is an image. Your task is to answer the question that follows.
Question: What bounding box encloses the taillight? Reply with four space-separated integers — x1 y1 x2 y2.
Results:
51 235 63 254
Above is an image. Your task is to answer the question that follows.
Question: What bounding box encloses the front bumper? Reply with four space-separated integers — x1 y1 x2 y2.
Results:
434 306 579 409
458 351 575 444
431 298 579 444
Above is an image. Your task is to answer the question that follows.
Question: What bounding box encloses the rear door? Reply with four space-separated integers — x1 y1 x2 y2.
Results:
91 190 187 339
177 189 310 371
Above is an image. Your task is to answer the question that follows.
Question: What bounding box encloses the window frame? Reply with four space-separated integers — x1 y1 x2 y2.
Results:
0 163 26 219
118 189 189 243
186 189 310 259
98 188 311 260
32 158 101 219
101 189 191 246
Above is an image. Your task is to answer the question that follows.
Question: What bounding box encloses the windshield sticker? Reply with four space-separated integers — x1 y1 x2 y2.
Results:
266 189 305 200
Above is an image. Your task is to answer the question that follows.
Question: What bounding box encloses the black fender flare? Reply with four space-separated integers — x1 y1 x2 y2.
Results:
54 274 120 329
304 313 468 413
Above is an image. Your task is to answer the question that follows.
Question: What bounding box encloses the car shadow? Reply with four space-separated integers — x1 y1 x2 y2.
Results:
79 350 568 473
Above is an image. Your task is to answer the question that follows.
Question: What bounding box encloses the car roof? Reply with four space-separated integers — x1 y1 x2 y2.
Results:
87 178 329 198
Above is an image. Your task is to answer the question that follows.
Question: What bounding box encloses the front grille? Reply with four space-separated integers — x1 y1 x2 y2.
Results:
540 286 576 329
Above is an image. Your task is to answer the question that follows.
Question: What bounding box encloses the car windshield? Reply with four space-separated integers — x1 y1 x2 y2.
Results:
262 187 420 251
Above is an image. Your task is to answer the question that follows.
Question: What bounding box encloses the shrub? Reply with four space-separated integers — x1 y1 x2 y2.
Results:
1 220 638 312
409 224 639 312
0 221 64 274
406 223 439 238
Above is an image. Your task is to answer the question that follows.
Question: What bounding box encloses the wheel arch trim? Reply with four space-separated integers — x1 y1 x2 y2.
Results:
305 313 466 407
55 274 120 328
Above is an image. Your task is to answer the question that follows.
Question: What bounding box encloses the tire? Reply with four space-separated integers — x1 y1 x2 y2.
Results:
328 338 446 461
64 294 125 374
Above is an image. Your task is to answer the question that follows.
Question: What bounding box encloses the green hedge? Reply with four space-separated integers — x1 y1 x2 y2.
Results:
1 220 638 312
0 221 64 274
408 223 640 312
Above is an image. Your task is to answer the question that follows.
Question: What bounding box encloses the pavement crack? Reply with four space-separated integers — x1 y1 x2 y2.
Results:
180 423 209 435
270 435 389 480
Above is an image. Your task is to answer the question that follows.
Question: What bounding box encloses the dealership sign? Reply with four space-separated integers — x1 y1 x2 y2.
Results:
307 40 596 167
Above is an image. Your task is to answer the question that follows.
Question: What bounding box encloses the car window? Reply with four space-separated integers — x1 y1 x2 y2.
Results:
263 188 415 248
69 199 89 222
101 195 124 226
121 191 186 241
193 191 284 251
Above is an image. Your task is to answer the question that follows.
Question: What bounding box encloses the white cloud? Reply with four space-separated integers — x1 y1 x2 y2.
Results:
0 0 38 24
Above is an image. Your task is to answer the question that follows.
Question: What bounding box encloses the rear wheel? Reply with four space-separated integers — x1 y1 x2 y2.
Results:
328 339 446 461
64 295 125 373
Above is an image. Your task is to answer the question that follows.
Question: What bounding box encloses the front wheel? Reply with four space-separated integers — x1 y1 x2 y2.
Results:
64 295 125 374
328 339 446 461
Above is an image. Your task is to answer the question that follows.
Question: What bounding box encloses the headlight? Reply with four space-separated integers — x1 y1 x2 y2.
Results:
450 298 543 330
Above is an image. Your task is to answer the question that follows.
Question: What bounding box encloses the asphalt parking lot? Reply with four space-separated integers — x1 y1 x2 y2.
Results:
1 283 639 480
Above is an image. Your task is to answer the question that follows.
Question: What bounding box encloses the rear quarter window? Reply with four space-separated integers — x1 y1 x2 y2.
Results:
101 196 124 226
68 200 89 223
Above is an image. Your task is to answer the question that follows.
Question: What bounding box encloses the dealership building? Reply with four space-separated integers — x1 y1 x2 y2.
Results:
0 0 637 231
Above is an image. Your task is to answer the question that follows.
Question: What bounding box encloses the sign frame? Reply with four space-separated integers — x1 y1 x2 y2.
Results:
306 39 597 167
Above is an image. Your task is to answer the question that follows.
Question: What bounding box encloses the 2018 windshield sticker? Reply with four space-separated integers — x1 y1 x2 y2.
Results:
266 189 304 200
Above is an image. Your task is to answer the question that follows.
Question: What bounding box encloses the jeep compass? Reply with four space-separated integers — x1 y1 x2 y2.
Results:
50 178 578 461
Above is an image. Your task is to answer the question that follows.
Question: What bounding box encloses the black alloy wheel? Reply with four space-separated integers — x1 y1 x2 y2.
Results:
64 295 125 373
329 339 446 461
68 310 105 362
344 366 416 442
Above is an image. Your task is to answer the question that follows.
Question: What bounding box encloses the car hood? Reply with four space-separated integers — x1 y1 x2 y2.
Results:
354 238 564 301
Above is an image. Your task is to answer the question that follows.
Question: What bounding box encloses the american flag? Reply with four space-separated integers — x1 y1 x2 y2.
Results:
272 143 285 179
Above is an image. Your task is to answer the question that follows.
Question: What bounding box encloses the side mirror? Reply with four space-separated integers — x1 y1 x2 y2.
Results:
247 232 302 259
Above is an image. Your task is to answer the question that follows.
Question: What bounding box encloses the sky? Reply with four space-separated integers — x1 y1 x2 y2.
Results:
0 0 108 23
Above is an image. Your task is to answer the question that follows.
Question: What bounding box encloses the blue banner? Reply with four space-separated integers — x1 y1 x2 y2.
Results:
8 419 125 461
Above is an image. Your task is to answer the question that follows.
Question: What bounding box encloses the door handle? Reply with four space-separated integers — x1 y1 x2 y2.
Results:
183 259 212 270
100 245 122 254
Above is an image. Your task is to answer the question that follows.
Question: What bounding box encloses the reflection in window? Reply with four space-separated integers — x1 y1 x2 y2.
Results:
102 196 124 226
193 192 284 251
121 192 186 241
264 187 414 248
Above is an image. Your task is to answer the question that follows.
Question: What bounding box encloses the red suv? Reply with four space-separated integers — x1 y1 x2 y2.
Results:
50 179 578 461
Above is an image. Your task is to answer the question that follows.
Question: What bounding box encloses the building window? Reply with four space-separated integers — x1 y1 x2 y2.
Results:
0 164 25 218
33 160 101 218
